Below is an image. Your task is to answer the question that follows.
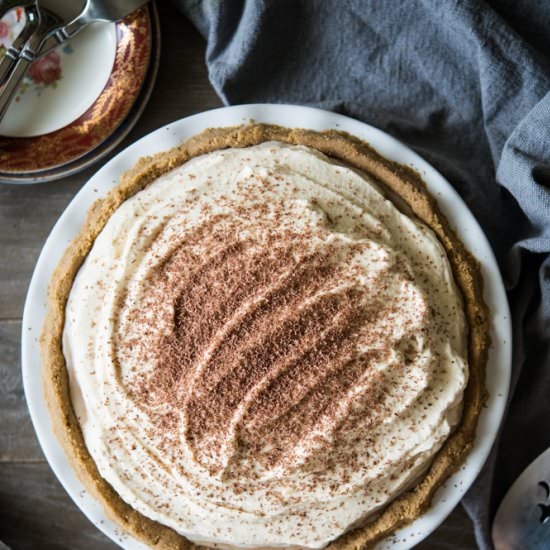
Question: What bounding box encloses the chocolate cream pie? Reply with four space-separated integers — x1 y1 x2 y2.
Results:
41 124 489 549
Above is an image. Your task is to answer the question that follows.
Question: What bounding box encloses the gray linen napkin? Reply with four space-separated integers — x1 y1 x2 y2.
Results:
175 1 550 547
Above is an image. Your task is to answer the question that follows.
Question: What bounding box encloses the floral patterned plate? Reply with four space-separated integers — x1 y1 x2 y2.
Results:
0 3 160 184
0 9 116 138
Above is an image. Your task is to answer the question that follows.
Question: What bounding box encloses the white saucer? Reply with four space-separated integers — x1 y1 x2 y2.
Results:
0 19 116 137
22 104 512 549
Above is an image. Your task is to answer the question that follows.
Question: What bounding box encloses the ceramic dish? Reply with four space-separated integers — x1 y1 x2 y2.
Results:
22 104 512 549
0 3 160 184
0 9 116 138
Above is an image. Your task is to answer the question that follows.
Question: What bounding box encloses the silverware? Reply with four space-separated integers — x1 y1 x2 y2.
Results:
0 0 150 122
0 4 39 83
0 0 33 19
492 446 550 549
37 0 151 63
3 0 152 59
63 0 151 38
0 0 85 121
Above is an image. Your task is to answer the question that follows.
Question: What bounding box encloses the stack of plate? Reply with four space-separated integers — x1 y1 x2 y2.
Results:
0 2 160 184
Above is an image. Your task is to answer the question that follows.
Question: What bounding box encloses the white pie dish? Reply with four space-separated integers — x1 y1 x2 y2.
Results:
22 103 511 549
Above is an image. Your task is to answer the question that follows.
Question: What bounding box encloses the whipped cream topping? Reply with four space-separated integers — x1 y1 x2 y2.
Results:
64 142 468 548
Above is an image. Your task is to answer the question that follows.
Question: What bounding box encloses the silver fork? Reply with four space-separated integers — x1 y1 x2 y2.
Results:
0 0 85 120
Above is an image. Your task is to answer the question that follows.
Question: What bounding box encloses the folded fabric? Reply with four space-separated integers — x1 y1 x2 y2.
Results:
175 1 550 547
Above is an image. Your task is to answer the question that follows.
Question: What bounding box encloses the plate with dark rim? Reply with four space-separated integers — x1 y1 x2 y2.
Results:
0 2 160 184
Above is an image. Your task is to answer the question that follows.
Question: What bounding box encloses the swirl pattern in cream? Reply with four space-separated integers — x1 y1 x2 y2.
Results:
63 142 468 548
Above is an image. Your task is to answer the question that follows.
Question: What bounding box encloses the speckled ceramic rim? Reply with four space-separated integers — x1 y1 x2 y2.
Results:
22 104 512 549
0 2 160 185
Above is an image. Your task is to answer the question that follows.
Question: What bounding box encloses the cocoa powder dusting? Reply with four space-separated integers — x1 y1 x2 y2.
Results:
117 202 425 479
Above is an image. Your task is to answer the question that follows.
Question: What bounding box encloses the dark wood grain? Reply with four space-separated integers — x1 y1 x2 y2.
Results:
0 321 42 462
0 462 113 550
0 0 476 548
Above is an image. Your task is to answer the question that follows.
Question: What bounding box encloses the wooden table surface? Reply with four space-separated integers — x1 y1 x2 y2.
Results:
0 3 477 548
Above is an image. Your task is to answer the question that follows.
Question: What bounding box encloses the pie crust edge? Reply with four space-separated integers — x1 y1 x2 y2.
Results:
40 124 490 549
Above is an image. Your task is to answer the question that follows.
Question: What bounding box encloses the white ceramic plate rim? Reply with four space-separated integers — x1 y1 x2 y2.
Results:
22 104 512 550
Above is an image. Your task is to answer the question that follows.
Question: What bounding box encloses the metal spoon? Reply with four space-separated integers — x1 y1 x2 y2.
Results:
35 0 151 62
0 0 86 120
2 0 150 69
492 447 550 549
62 0 151 39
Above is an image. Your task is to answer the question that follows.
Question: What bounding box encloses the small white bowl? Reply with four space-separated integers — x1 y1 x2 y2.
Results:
22 104 512 549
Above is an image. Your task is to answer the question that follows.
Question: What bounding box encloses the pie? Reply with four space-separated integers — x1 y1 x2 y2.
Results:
41 124 489 549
